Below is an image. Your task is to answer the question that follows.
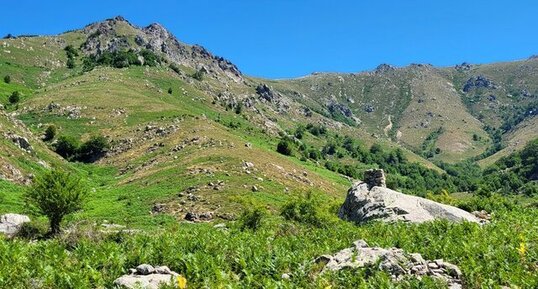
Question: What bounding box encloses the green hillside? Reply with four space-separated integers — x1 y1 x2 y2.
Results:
1 16 538 289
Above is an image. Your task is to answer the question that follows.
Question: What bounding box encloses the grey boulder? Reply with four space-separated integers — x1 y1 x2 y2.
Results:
114 264 179 289
0 213 30 237
315 240 462 289
339 182 481 224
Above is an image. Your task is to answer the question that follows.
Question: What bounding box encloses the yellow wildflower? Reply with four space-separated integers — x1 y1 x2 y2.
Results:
177 275 187 289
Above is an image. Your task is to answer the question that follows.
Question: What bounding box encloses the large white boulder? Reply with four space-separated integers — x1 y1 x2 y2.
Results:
338 182 481 224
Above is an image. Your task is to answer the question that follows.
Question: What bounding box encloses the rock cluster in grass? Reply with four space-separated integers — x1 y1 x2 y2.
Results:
315 240 463 289
113 264 179 289
0 213 30 237
4 132 32 153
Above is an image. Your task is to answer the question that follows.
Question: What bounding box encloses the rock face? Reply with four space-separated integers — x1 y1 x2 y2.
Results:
339 176 481 224
315 240 462 289
114 264 179 289
463 75 496 92
4 132 33 152
81 16 242 83
0 213 30 237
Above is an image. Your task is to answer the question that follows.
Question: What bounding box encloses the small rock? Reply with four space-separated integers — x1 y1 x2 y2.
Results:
136 264 155 275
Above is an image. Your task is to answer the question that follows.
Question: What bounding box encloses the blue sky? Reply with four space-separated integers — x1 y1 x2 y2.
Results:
1 0 537 78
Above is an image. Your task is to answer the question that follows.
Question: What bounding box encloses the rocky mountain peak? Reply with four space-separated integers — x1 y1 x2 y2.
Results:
79 16 243 83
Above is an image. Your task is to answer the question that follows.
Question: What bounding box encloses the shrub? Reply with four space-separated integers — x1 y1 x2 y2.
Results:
44 125 57 141
3 75 10 84
64 45 79 58
238 207 266 231
66 57 76 69
24 169 88 235
168 87 173 94
9 91 20 104
277 139 294 156
77 135 110 163
55 136 80 160
280 193 330 227
192 69 205 81
169 63 181 74
139 49 160 66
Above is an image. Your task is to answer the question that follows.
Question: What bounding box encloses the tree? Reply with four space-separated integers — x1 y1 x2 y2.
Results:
168 87 173 94
9 91 20 104
55 136 80 160
43 125 57 141
77 135 110 163
24 169 87 235
3 75 10 84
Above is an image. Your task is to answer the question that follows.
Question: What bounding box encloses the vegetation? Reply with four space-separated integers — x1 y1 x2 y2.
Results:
192 69 205 81
82 49 161 71
54 135 109 163
43 125 57 141
8 91 20 104
3 75 10 84
24 169 87 235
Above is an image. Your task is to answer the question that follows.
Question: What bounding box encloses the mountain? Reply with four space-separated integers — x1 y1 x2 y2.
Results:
1 16 538 289
0 16 537 220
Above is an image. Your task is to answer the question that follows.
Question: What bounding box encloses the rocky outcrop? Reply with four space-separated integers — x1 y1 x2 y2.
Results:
80 16 242 83
315 240 462 289
113 264 181 289
4 132 32 152
0 213 30 237
463 75 496 92
338 172 481 224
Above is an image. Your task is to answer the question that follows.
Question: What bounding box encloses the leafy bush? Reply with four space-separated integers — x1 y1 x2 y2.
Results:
139 49 160 66
280 193 331 227
55 135 109 163
9 91 20 104
3 75 10 84
24 169 88 235
44 125 57 141
277 139 294 156
55 136 80 160
168 87 173 94
76 135 110 163
238 207 266 231
169 63 181 74
192 69 205 81
64 45 79 58
66 57 76 69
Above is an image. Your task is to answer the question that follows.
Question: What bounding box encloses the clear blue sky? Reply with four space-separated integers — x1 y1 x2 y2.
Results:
1 0 537 78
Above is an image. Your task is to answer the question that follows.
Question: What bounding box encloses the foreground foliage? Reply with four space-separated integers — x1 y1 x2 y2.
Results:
1 196 537 288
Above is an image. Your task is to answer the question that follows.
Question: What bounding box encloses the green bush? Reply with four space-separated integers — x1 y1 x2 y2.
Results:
44 125 57 141
169 63 181 74
66 57 76 69
168 87 173 94
280 194 330 227
192 69 205 81
238 207 266 231
76 135 110 163
9 91 20 104
3 75 10 84
24 169 88 235
55 136 80 160
277 139 294 156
